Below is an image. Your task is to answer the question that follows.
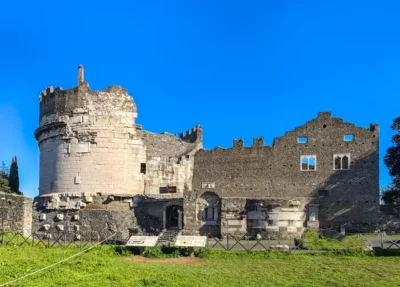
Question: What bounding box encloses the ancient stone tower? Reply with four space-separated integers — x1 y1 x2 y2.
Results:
33 66 201 240
35 66 147 196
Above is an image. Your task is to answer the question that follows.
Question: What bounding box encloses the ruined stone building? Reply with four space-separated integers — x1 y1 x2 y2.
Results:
28 66 382 240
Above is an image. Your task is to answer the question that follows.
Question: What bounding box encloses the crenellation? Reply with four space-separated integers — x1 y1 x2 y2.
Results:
233 139 244 148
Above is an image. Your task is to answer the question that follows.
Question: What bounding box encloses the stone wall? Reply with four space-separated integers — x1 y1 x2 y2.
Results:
139 127 202 194
33 193 136 240
0 192 32 236
185 111 380 235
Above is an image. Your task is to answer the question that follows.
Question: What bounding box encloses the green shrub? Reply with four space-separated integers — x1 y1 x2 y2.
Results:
142 247 180 258
302 231 365 250
143 247 164 258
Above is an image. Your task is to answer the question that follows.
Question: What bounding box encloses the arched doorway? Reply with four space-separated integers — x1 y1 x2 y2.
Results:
166 205 183 229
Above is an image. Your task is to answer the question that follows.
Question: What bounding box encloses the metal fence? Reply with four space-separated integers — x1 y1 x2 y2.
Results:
2 230 400 252
0 231 127 249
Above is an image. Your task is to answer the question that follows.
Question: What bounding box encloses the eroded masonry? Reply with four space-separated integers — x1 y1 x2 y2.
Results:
28 66 385 240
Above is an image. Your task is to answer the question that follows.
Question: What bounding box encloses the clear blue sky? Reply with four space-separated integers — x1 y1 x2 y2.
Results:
0 1 399 198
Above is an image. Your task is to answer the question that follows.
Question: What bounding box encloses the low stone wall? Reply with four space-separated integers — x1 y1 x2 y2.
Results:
0 192 32 236
32 193 184 240
32 193 137 241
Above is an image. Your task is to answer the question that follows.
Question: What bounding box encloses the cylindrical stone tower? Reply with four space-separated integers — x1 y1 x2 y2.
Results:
35 66 146 196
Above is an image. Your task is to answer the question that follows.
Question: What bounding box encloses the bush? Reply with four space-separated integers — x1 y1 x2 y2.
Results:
142 247 180 258
143 247 164 258
302 230 365 250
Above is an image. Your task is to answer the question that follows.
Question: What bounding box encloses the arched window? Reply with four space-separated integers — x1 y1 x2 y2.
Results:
334 156 341 170
333 154 351 170
342 155 349 169
300 155 317 171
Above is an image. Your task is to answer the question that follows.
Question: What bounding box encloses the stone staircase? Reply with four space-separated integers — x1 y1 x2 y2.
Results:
156 229 181 247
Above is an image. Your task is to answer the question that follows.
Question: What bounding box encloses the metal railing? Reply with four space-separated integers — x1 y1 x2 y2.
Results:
2 230 400 252
0 231 127 249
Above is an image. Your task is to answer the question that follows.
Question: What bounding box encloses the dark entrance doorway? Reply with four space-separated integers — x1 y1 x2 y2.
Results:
166 205 183 229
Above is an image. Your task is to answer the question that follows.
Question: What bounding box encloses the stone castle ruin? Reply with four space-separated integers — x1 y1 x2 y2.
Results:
3 66 396 239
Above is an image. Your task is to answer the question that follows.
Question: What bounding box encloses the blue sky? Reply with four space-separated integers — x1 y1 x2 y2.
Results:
0 1 399 198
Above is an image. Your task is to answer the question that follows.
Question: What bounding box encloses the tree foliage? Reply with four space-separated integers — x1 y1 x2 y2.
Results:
9 156 21 195
0 161 11 193
383 117 400 204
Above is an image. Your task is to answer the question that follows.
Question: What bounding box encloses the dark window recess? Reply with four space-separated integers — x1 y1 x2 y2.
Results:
140 163 146 174
318 190 328 198
206 207 214 220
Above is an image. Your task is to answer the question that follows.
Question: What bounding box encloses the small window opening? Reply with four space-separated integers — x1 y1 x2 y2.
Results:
344 134 354 141
323 124 327 128
318 190 328 198
301 155 317 171
297 137 308 144
140 163 146 174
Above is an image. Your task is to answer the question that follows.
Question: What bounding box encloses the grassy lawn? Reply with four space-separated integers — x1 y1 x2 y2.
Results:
1 246 400 287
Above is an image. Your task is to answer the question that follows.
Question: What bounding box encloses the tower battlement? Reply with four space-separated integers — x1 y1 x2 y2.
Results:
178 125 202 143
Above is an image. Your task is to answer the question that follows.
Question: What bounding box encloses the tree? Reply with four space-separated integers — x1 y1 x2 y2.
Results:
383 117 400 204
9 156 21 195
0 161 11 193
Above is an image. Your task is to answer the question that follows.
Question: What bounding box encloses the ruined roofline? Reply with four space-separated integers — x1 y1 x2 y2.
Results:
38 65 130 103
202 111 379 152
38 83 130 103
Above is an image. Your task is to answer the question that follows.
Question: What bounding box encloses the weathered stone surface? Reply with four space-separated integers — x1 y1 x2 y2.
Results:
0 192 32 236
185 111 380 236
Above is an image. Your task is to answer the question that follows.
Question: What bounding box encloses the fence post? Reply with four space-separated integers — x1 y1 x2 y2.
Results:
289 234 292 253
64 233 66 248
380 231 384 249
227 234 229 250
1 231 4 246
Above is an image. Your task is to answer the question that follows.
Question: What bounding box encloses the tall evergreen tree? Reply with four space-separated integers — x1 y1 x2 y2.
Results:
9 156 20 195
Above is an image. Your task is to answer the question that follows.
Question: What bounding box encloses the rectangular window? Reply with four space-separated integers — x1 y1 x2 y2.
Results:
300 155 317 171
297 137 308 143
206 207 214 220
344 134 354 141
333 154 350 170
160 186 177 194
140 163 146 174
318 190 328 198
167 186 177 193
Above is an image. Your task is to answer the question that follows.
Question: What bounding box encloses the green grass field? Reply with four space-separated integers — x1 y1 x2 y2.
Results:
1 246 400 287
